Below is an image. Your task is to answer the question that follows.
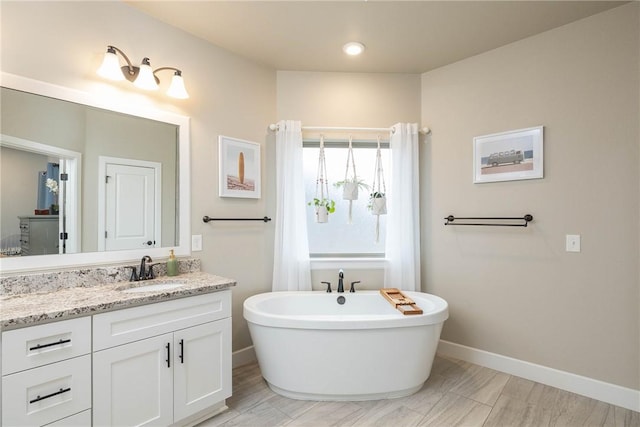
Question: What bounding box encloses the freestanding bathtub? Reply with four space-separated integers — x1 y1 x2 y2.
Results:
243 290 448 401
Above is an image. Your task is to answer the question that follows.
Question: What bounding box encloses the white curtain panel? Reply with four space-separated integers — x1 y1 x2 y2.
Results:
384 123 421 291
272 120 312 291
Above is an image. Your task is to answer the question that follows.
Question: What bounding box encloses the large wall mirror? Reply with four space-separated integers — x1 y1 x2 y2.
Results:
0 73 190 273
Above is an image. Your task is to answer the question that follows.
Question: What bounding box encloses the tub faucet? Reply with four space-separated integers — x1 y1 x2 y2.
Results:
337 269 344 293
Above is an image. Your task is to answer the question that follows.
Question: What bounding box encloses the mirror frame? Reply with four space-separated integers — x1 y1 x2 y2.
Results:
0 72 191 273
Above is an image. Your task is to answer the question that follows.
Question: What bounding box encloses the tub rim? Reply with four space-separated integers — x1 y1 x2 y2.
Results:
243 290 449 330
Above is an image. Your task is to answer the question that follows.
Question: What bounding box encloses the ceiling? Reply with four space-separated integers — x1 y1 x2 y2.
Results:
126 1 627 74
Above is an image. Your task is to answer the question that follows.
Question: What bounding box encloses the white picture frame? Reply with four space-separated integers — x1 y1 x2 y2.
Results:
218 135 261 198
473 126 544 183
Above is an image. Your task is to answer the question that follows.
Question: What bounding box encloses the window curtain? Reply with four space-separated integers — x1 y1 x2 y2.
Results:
272 120 312 291
384 123 421 291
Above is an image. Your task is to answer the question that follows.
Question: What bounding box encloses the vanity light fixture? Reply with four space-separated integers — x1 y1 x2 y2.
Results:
342 42 365 56
97 45 189 99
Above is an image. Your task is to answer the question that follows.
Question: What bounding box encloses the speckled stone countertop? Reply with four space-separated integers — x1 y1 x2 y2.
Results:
0 261 236 330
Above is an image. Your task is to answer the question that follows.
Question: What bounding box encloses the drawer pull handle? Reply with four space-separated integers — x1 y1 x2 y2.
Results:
166 343 171 368
29 338 71 351
179 339 184 364
29 387 71 404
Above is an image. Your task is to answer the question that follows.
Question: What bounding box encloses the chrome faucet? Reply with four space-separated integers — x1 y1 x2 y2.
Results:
337 269 345 293
139 255 153 280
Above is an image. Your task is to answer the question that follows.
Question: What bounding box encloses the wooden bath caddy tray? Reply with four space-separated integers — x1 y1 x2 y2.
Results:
380 288 423 315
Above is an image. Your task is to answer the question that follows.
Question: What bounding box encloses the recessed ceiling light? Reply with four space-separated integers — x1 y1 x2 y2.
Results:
343 42 365 56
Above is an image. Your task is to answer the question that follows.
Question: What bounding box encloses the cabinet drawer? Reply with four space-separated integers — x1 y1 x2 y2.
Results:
2 355 91 427
2 317 91 374
43 409 91 426
93 290 231 351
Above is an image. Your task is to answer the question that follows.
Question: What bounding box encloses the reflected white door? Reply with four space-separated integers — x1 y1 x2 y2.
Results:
99 157 161 251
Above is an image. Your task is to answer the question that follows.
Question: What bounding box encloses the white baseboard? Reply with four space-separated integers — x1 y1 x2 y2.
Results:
233 345 256 368
437 340 640 412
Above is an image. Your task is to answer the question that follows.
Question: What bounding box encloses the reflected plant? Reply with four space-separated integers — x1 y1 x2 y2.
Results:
45 178 59 195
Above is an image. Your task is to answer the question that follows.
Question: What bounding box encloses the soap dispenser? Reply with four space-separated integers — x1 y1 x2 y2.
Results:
166 249 178 277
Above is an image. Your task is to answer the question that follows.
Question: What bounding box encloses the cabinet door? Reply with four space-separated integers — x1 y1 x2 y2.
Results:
93 333 173 427
173 318 232 422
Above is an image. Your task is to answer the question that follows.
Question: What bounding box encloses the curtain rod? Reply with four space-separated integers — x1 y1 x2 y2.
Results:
268 124 392 133
268 123 431 135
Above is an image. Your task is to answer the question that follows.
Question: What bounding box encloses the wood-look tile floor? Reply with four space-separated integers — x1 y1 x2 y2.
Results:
198 355 639 427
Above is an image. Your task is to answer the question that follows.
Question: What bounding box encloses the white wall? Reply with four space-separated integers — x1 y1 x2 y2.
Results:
421 3 639 389
0 148 48 239
1 1 277 352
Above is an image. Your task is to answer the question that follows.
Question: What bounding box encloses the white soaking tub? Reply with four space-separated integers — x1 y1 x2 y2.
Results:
243 290 448 401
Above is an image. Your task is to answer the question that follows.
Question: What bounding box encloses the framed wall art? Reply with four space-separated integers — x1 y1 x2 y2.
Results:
473 126 544 183
219 135 261 198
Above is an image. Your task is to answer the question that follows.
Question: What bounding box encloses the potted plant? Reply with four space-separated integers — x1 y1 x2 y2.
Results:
334 177 370 201
45 178 59 215
308 197 336 223
334 177 369 224
368 191 387 215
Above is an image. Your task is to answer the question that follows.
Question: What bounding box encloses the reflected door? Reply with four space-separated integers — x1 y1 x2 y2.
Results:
103 160 160 251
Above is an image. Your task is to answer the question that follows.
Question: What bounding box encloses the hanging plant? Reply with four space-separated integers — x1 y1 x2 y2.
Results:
334 135 369 224
308 198 336 223
334 177 370 198
368 191 387 215
310 135 335 223
370 136 387 242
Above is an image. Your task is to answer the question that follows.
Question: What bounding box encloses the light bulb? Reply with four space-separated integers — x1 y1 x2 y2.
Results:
134 58 159 90
343 42 365 56
166 71 189 99
97 47 125 81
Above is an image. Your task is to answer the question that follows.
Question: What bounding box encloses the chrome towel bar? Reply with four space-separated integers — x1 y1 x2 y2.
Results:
444 214 533 227
203 216 271 223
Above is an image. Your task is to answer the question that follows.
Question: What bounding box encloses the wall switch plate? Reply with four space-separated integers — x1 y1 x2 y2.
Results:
566 234 581 252
191 234 203 252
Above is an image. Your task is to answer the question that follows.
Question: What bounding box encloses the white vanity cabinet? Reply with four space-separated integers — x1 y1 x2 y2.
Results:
92 291 232 427
1 317 92 427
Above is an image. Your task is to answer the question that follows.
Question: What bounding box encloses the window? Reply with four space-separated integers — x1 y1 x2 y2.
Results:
303 141 389 258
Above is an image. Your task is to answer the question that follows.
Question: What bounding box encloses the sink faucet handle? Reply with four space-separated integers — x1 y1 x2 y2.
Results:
349 281 360 293
321 281 332 293
147 263 157 280
125 266 139 282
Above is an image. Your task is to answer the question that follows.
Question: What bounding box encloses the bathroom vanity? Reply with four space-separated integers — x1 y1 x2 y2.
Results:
0 264 235 427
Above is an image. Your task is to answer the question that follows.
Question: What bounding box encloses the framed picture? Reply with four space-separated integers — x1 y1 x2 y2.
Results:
219 135 261 198
473 126 544 183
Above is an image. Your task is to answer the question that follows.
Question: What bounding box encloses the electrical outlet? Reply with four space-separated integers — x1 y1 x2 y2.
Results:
191 234 203 252
566 234 581 253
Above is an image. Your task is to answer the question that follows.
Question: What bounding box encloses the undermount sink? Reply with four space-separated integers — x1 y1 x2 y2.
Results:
121 283 185 293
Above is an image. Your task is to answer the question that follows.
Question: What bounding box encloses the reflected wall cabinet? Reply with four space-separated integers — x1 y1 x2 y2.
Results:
19 215 59 256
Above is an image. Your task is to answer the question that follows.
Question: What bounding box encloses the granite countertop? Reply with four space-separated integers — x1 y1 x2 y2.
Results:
0 272 236 331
